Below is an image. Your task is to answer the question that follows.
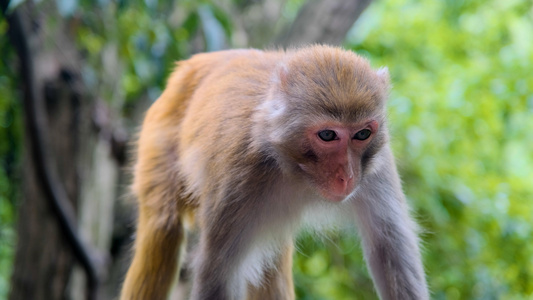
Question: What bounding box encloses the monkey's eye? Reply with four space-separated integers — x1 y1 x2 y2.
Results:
318 130 337 142
353 129 371 140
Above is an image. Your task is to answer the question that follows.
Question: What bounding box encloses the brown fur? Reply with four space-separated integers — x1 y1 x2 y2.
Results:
120 45 428 300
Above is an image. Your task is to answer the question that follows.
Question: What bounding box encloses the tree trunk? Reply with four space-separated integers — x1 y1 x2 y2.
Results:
11 71 84 300
5 2 117 299
276 0 373 47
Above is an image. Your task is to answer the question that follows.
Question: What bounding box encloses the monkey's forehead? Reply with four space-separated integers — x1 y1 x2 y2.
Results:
277 78 387 124
277 48 389 116
283 46 386 86
294 104 387 128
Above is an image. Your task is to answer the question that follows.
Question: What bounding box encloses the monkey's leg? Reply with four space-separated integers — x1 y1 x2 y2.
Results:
354 151 428 300
120 183 187 300
246 242 295 300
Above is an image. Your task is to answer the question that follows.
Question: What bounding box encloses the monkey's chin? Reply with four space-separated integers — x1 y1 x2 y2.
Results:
320 189 356 203
320 185 359 203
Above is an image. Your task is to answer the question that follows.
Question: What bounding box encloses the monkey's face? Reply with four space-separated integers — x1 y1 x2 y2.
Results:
298 120 379 202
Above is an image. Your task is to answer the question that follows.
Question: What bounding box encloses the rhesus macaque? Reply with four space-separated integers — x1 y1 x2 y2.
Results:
120 45 428 300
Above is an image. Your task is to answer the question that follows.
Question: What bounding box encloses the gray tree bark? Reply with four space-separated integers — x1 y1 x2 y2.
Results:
4 2 118 299
276 0 373 47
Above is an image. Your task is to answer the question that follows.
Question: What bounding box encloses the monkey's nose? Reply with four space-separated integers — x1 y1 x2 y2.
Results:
338 173 354 182
333 174 354 194
336 166 354 183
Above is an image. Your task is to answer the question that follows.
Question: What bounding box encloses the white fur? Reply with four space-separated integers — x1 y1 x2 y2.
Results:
238 235 281 288
228 235 284 299
376 66 389 83
365 148 388 176
264 97 287 121
179 146 207 198
229 182 308 292
230 181 362 292
252 97 288 147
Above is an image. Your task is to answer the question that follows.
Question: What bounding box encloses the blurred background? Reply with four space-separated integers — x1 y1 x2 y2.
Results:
0 0 532 299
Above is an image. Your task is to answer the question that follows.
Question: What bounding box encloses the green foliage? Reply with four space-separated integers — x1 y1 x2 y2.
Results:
2 0 532 299
0 18 22 299
294 233 376 300
295 0 533 299
73 0 232 104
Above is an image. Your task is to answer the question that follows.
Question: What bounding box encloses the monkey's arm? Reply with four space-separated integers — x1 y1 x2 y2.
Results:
189 192 263 300
354 147 429 300
188 176 296 300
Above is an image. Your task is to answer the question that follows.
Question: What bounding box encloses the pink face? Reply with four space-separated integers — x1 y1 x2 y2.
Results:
299 120 379 202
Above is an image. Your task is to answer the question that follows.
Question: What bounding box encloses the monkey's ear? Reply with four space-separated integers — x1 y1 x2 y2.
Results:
376 67 390 87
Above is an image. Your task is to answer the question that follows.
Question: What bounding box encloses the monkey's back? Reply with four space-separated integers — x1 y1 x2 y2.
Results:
133 49 283 214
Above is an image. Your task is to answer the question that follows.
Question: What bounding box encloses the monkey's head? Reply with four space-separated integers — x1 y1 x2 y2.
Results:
259 46 391 202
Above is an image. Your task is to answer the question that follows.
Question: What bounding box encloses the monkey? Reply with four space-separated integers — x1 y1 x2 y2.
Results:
120 45 429 300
